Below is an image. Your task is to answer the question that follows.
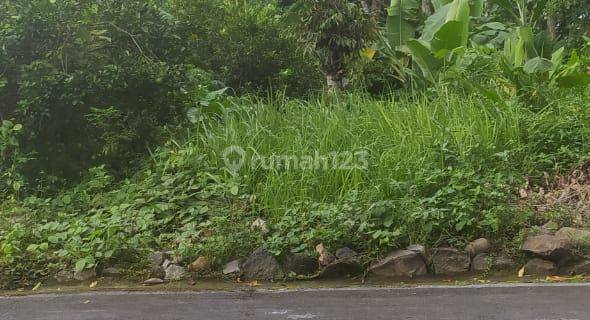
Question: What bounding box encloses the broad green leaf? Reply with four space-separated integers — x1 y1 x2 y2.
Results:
407 39 442 82
445 0 470 46
386 0 420 48
551 47 564 66
431 21 465 56
432 0 453 10
421 3 452 42
75 258 87 271
470 0 484 17
523 57 554 74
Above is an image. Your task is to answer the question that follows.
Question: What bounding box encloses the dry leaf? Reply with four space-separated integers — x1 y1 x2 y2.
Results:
518 266 525 278
89 281 98 288
545 275 582 282
246 281 260 287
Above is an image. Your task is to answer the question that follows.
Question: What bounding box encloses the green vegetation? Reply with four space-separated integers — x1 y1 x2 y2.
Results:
1 0 590 288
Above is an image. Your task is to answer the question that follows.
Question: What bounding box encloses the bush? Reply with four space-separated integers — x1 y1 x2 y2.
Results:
171 0 321 95
0 0 217 185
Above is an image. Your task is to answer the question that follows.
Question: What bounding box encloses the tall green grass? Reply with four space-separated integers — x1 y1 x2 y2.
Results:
194 92 524 212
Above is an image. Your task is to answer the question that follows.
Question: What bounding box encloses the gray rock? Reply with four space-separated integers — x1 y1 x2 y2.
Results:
406 244 426 256
521 234 571 265
432 248 470 275
164 264 186 281
149 251 169 268
368 250 427 278
73 269 96 281
283 255 318 276
151 266 166 279
492 254 518 271
319 258 363 279
102 267 121 277
555 227 590 248
162 259 172 269
465 238 491 257
524 258 556 276
471 253 490 273
54 270 74 283
560 260 590 276
335 247 358 260
223 259 242 275
241 248 283 281
143 278 165 286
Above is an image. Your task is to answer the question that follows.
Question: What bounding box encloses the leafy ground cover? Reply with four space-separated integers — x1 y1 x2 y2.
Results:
2 88 590 288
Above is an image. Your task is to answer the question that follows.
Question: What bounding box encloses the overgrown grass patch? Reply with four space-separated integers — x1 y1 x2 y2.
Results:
2 90 590 288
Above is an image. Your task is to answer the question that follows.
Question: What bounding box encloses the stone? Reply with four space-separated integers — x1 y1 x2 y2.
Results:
521 234 571 264
283 255 318 276
164 264 186 281
54 270 74 283
149 251 169 268
471 254 490 273
560 260 590 276
316 243 336 266
73 269 96 281
465 238 491 257
319 258 363 279
251 218 269 234
171 255 183 265
335 247 358 260
189 256 210 272
241 248 283 281
223 259 242 275
432 248 470 275
492 254 518 271
406 244 426 256
102 267 121 276
143 278 165 286
151 266 166 279
555 227 590 248
524 258 557 276
368 250 427 278
162 259 172 269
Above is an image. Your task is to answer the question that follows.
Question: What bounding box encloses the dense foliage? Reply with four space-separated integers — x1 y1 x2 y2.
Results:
0 0 589 288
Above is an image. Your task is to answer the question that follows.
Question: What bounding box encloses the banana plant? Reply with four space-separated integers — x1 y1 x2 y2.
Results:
405 0 472 82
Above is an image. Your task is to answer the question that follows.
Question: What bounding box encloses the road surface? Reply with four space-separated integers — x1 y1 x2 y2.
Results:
1 283 589 320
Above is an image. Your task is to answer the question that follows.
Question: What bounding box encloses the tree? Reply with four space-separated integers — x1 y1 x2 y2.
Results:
290 0 378 90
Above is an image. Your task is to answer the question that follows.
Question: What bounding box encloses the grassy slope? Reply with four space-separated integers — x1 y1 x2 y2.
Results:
2 90 590 287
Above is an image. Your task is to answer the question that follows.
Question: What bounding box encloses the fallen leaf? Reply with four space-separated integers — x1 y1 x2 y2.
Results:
246 281 261 287
518 266 525 278
89 281 98 288
545 275 582 282
82 300 90 304
31 282 42 291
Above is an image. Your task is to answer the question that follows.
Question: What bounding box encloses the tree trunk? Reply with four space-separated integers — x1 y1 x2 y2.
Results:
326 73 343 91
547 12 559 41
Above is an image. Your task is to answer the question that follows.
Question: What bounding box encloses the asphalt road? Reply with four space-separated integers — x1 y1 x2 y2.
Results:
1 284 590 320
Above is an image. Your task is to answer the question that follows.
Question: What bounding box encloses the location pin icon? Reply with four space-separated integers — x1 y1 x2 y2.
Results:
222 145 246 174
